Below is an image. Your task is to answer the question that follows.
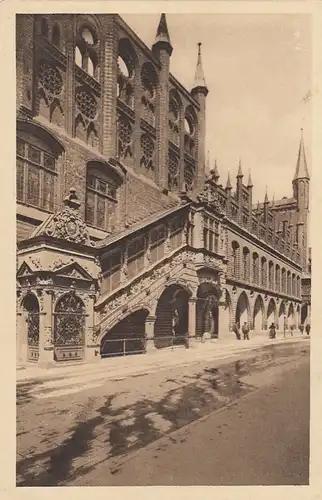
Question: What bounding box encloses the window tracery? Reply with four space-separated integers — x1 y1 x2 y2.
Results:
38 61 63 103
54 293 85 346
117 40 136 109
184 161 195 192
168 152 179 191
117 115 133 160
184 107 196 157
169 98 180 146
141 63 157 127
140 134 155 171
75 87 98 147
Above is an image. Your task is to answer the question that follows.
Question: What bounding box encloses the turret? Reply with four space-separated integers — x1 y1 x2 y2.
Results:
191 43 208 192
152 14 172 191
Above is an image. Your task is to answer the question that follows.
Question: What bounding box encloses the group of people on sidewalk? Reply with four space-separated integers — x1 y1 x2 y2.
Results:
232 321 311 340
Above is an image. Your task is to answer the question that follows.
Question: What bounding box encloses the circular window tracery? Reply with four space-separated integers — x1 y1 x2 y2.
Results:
38 61 63 100
75 89 97 120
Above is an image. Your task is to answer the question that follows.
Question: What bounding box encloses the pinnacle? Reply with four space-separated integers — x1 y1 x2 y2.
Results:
237 159 243 178
192 42 208 93
226 171 232 190
293 128 310 181
247 170 253 188
153 13 173 55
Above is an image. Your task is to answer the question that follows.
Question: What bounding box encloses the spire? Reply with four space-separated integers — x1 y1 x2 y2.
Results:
272 192 275 207
152 13 173 56
264 186 269 204
247 169 253 188
226 171 232 190
293 128 310 181
237 158 243 178
191 42 208 95
212 160 220 182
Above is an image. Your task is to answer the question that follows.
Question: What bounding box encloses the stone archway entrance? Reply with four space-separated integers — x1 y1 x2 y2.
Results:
278 301 286 330
154 284 190 349
22 293 40 362
253 295 264 332
267 298 277 328
235 291 250 327
100 309 149 358
196 282 220 339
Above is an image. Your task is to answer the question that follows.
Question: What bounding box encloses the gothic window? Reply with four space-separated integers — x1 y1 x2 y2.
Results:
117 39 136 109
150 225 166 263
75 25 99 80
243 248 250 281
169 94 180 146
282 268 286 293
16 137 57 211
141 62 157 127
102 251 122 294
232 241 240 277
252 253 259 284
276 265 281 292
184 161 195 192
140 134 154 171
54 293 86 346
127 237 145 279
117 115 133 160
75 87 98 146
268 261 274 289
261 257 267 286
52 23 61 49
287 271 291 295
204 216 219 253
41 17 49 38
184 106 196 157
168 152 179 191
170 216 185 251
85 163 118 232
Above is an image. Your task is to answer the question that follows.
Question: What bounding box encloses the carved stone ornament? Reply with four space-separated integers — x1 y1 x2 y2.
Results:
45 189 95 246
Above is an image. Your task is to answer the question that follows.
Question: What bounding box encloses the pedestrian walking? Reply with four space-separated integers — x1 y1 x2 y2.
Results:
299 323 304 335
305 324 311 336
242 322 250 340
269 323 276 339
232 322 241 340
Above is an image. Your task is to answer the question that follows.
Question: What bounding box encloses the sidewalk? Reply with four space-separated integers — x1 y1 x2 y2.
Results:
17 331 310 400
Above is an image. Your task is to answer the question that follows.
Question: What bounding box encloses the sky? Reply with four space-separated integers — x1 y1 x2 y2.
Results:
122 13 312 204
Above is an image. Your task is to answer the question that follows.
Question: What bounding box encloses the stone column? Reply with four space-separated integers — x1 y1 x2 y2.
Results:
188 297 197 340
85 294 99 362
38 289 54 366
145 315 156 352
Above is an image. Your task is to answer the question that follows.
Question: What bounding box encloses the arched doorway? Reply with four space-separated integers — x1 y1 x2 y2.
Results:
100 309 149 358
196 282 220 339
288 303 295 329
154 284 190 348
22 294 40 362
235 291 250 328
278 301 286 330
253 295 264 332
301 303 308 325
267 298 277 328
54 292 86 362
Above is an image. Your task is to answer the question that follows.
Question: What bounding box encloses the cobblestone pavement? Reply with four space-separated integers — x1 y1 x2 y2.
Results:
16 340 309 486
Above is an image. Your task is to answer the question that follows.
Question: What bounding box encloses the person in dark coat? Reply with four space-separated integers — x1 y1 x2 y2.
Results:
242 322 250 340
232 322 241 340
299 323 304 335
269 323 276 339
305 324 311 336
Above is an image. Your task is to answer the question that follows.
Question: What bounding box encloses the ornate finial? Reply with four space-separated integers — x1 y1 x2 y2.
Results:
247 169 253 188
264 185 269 204
226 171 232 190
152 13 173 56
63 187 81 210
237 158 243 178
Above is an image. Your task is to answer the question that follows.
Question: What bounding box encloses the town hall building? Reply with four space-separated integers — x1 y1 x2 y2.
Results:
16 14 311 365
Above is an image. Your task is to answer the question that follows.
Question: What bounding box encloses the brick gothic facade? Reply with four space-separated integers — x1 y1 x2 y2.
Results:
16 14 311 366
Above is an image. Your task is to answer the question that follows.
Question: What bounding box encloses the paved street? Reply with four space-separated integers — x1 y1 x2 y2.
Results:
16 339 309 487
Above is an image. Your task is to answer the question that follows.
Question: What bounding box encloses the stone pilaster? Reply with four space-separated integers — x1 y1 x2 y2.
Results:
38 289 54 365
85 293 99 361
100 15 118 158
188 297 197 339
145 315 156 352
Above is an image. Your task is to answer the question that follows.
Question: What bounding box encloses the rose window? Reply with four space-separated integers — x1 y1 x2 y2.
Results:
75 90 97 120
38 62 63 101
140 134 154 171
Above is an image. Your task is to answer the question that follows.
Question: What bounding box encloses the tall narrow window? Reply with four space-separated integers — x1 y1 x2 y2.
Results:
16 137 57 211
85 164 119 232
101 251 122 294
170 217 185 251
127 237 145 280
150 225 166 263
